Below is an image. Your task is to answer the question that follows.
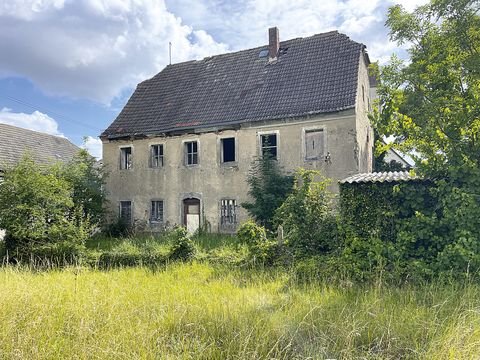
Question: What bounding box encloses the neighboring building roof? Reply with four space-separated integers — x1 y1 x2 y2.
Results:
340 171 419 184
102 31 366 139
0 123 80 170
384 147 412 168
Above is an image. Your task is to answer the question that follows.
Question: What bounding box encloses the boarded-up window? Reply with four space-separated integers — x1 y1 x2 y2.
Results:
150 144 164 168
185 141 198 165
150 200 164 222
260 134 277 160
220 199 237 227
119 201 132 224
120 147 132 169
305 130 324 160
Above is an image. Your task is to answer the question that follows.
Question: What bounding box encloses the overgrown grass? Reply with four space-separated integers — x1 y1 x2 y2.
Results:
0 262 479 359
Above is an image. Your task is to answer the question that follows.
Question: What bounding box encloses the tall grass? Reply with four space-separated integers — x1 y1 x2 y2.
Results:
0 263 479 359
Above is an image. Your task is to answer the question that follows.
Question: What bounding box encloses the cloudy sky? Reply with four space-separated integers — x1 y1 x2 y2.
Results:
0 0 427 158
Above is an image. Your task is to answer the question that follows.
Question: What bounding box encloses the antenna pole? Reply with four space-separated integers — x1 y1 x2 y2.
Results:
169 42 172 65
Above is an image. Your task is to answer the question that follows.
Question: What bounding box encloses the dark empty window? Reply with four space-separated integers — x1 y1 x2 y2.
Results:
260 134 277 159
221 138 235 163
305 129 325 160
120 147 132 170
150 144 164 168
185 141 198 165
119 201 132 224
150 200 164 223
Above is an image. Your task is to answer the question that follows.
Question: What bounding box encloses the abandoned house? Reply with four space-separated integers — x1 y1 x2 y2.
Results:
0 123 80 180
101 27 375 233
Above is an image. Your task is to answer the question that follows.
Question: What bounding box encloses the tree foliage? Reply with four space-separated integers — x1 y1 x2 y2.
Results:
275 169 338 257
241 155 294 229
0 152 105 260
370 0 480 276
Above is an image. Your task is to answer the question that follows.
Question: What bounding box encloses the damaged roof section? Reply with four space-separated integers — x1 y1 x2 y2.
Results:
102 31 366 139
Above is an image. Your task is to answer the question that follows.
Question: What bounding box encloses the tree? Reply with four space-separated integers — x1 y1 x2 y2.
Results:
372 0 480 274
0 155 92 259
59 149 107 226
274 169 338 257
241 154 294 229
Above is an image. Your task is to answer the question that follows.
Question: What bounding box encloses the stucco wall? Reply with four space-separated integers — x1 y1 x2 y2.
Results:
355 52 374 173
103 110 362 232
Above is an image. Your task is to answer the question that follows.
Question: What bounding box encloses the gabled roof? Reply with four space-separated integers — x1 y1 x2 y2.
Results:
0 123 80 170
340 171 419 184
102 31 366 139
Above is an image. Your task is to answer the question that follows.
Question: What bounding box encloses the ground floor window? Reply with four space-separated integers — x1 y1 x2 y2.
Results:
119 201 132 224
150 200 164 223
220 199 237 228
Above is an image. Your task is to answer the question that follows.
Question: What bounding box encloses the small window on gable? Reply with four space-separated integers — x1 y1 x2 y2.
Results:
119 201 132 224
150 144 164 168
220 199 237 228
221 137 235 163
150 200 164 223
305 129 325 160
260 134 277 160
120 147 132 170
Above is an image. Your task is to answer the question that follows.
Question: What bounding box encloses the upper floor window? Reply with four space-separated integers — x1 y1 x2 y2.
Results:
119 200 132 224
185 141 198 165
150 144 164 168
120 147 132 170
260 134 277 160
305 129 325 160
150 200 164 223
221 137 236 163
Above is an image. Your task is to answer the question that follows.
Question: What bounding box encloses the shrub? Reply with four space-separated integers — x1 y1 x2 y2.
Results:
237 221 285 265
275 169 339 257
168 227 196 261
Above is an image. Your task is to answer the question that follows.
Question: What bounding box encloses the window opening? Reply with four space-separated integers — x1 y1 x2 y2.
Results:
120 147 132 170
260 134 277 159
221 138 235 163
150 144 164 168
150 200 164 223
185 141 198 165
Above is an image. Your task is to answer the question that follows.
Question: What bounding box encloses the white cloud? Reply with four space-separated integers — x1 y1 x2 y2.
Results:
82 136 103 159
0 0 228 103
0 107 63 136
0 0 433 104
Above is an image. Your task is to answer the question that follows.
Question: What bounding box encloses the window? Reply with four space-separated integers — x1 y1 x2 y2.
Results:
150 144 164 168
305 129 325 160
220 199 237 226
150 200 164 223
260 134 277 159
119 201 132 224
221 137 236 163
185 141 198 165
120 147 132 170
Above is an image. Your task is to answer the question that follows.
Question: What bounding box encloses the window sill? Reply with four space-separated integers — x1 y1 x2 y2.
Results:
220 161 238 168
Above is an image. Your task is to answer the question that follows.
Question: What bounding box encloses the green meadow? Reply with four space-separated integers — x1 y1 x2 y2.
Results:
1 262 479 359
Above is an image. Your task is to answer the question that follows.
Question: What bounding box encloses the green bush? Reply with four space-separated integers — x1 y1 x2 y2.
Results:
168 227 196 261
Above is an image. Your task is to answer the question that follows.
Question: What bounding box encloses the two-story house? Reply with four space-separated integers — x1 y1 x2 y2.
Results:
101 28 374 233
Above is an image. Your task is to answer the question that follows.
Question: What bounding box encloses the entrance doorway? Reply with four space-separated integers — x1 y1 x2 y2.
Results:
183 198 200 234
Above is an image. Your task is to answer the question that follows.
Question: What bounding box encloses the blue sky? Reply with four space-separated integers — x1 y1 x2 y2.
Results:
0 0 427 158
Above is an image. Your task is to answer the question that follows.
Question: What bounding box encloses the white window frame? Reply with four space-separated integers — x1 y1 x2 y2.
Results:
220 199 237 227
150 144 164 168
257 130 280 160
184 140 199 166
119 146 133 170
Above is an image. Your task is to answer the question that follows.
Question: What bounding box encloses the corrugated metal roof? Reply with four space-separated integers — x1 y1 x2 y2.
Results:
340 171 418 184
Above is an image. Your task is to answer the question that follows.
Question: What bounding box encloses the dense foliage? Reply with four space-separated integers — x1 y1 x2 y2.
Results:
0 152 105 261
241 154 293 229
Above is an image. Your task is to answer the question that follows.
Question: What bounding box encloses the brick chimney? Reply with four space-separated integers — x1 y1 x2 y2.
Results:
268 27 279 60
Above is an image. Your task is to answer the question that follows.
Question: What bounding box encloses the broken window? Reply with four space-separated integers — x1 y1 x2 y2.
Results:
220 199 237 227
120 147 132 170
150 144 164 168
119 201 132 224
185 141 198 165
260 134 277 160
305 129 325 160
150 200 164 223
221 137 236 163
